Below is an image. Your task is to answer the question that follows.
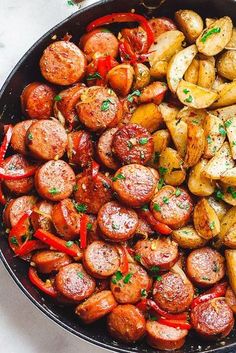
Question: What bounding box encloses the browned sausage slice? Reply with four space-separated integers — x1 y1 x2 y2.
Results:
153 271 194 313
35 160 75 201
31 250 72 274
74 173 113 214
112 124 154 165
149 17 177 41
75 290 117 324
134 238 178 270
107 304 146 343
98 201 138 242
67 130 93 167
3 195 37 227
110 263 152 304
11 120 36 155
139 82 167 105
136 217 155 237
76 87 122 132
186 247 225 287
31 200 54 232
52 199 81 240
83 240 119 278
80 29 119 61
146 320 188 350
191 298 234 339
21 82 56 119
150 186 193 229
2 154 35 195
55 263 96 302
113 164 157 208
97 128 120 170
40 41 87 85
26 120 68 160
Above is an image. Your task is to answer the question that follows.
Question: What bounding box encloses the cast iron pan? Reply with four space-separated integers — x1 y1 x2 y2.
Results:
0 0 236 352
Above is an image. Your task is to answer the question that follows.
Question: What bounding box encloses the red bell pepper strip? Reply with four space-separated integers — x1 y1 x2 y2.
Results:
137 299 188 320
0 183 6 205
191 282 227 309
0 165 38 180
28 267 57 298
34 229 82 258
16 240 48 257
119 40 150 64
0 125 13 164
80 214 89 249
158 317 192 330
138 209 172 235
96 55 118 85
91 160 100 182
86 13 155 50
8 210 33 253
116 245 129 274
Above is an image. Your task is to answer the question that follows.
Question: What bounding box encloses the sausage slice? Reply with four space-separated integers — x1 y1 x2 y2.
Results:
98 201 138 242
186 247 225 287
31 250 72 274
11 120 36 155
40 41 87 85
3 195 37 227
97 128 120 170
35 160 75 201
67 130 93 167
55 263 96 302
31 200 54 232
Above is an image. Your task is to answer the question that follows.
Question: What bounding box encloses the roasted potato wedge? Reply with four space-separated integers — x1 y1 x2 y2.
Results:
207 196 230 221
203 113 225 159
130 103 162 133
159 147 186 186
225 250 236 295
211 79 236 109
212 75 229 92
177 80 218 109
175 10 204 43
204 142 234 180
177 106 207 126
217 50 236 81
224 117 236 159
188 159 216 196
205 18 216 27
172 226 207 249
158 102 179 123
225 27 236 50
215 206 236 248
211 105 236 122
152 129 171 154
193 198 220 239
221 168 236 186
224 224 236 248
150 60 168 80
197 16 233 56
107 64 134 97
198 57 216 89
133 63 150 90
184 123 205 168
184 58 199 84
166 119 187 158
149 30 185 64
220 182 236 206
167 45 198 93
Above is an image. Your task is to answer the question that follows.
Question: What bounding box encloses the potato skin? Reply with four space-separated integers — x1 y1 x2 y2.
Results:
225 250 236 296
131 103 163 133
172 226 207 249
107 64 134 97
133 63 150 90
175 10 204 43
193 198 220 239
188 159 216 197
184 123 205 168
159 147 186 186
217 50 236 81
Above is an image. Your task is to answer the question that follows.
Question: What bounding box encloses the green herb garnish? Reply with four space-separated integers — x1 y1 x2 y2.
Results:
10 236 19 245
158 177 165 190
209 221 215 230
183 89 190 94
48 187 60 195
225 119 232 128
200 27 221 43
175 188 181 197
219 125 227 136
101 98 114 111
28 133 33 141
134 254 141 262
123 273 133 284
153 203 161 211
77 272 84 279
141 289 147 297
215 188 224 201
184 95 193 103
87 72 102 81
54 95 62 101
66 241 74 248
227 186 236 199
159 167 168 176
112 173 126 182
163 196 169 204
73 202 87 213
139 137 148 145
127 90 141 103
87 223 93 230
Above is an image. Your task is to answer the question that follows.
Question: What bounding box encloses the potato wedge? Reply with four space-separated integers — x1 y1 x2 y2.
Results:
225 250 236 295
133 63 150 90
184 58 199 84
130 103 162 133
149 30 185 64
184 123 205 168
207 196 229 221
203 113 225 159
217 50 236 81
212 75 228 92
224 117 236 159
150 61 168 80
188 159 216 196
172 226 207 249
198 57 216 89
158 102 179 123
217 206 236 248
225 27 236 50
204 142 234 180
193 198 220 239
220 182 236 206
152 129 170 154
197 16 233 56
224 224 236 248
177 80 218 109
159 147 186 186
175 10 204 43
166 119 187 158
177 106 207 126
211 105 236 122
211 79 236 109
206 18 216 27
167 45 197 93
221 168 236 186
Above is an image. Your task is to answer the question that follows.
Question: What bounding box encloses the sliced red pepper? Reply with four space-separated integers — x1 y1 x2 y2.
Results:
28 267 57 298
34 229 82 258
0 165 38 180
138 209 172 235
137 299 188 320
119 40 149 64
97 55 118 85
16 240 48 257
116 245 129 274
86 13 154 51
191 282 227 309
0 125 13 164
91 160 100 182
0 182 6 205
8 210 33 253
158 317 192 330
80 214 89 249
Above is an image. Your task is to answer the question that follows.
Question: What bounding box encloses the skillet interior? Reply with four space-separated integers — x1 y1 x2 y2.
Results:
0 0 236 352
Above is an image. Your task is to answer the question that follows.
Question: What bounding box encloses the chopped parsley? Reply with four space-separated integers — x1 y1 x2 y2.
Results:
28 133 33 141
73 202 87 213
101 98 114 111
202 276 210 281
87 223 93 230
127 90 141 103
209 221 215 230
175 188 181 197
123 273 133 284
207 135 212 144
183 88 190 94
139 137 148 145
219 125 227 136
153 152 160 164
213 262 220 273
215 188 224 201
87 72 102 81
48 187 60 195
149 315 158 321
225 120 232 128
112 173 126 182
200 27 221 43
134 254 141 262
227 186 236 199
233 141 236 146
66 241 74 248
141 289 147 297
54 95 62 101
112 271 123 284
141 204 149 211
158 177 165 190
177 202 190 210
184 95 193 103
127 140 133 149
77 271 84 279
150 266 160 273
153 203 161 212
10 236 19 245
159 167 168 176
163 196 169 204
155 275 162 282
112 222 119 230
73 184 79 192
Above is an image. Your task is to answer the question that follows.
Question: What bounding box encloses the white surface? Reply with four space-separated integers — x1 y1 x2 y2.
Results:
0 1 112 352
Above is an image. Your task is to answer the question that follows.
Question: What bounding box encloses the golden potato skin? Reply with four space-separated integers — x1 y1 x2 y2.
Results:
175 10 204 43
107 64 134 97
188 159 216 197
131 103 163 133
159 147 186 186
172 226 207 249
193 198 220 240
217 50 236 81
133 63 150 90
225 250 236 296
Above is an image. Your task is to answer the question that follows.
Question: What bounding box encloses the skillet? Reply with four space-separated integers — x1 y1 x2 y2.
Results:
0 0 236 352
